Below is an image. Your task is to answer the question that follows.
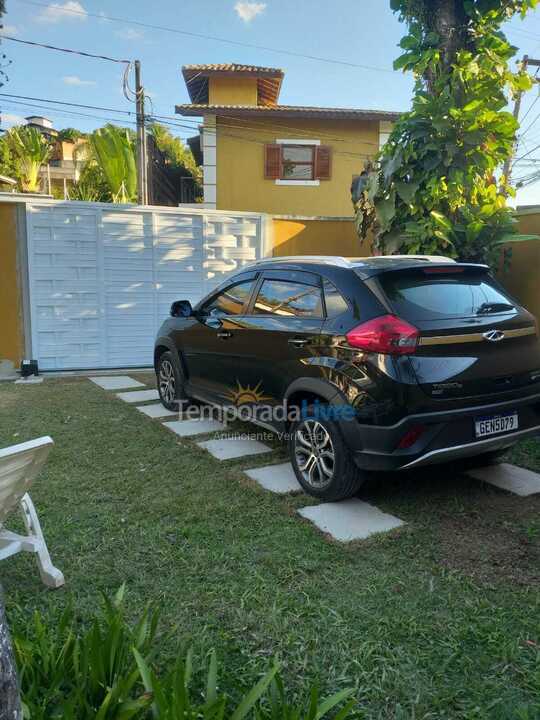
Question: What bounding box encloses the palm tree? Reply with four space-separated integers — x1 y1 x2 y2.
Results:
5 126 52 193
75 124 137 203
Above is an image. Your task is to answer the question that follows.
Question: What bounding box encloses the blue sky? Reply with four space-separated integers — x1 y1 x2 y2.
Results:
2 0 540 203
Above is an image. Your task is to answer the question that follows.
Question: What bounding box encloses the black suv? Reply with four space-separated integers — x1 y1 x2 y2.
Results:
154 255 540 500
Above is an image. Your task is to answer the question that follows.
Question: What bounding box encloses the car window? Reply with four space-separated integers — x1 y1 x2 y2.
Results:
203 279 256 316
323 279 348 317
379 272 515 320
253 279 323 318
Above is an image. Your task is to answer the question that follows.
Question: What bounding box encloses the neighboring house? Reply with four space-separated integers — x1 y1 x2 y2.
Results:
27 116 83 197
25 115 58 140
176 64 400 216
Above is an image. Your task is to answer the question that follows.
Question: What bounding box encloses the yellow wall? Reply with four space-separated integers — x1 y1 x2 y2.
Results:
0 203 23 365
500 210 540 321
215 117 379 217
272 217 372 257
209 77 258 106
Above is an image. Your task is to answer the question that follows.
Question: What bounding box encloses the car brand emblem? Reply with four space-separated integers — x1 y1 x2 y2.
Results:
483 330 505 342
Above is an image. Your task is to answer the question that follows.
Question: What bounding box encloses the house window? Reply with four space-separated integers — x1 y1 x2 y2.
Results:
265 143 332 182
281 145 315 180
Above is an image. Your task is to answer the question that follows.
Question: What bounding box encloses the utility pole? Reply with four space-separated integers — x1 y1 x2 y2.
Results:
503 55 540 187
134 59 148 205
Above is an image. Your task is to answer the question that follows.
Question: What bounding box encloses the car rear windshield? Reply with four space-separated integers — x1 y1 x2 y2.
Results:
378 270 515 321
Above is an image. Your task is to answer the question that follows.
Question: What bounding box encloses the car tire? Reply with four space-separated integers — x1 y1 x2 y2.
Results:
289 404 366 501
156 351 185 411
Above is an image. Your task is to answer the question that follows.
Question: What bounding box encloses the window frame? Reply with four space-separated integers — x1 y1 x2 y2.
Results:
245 270 325 319
321 278 350 318
197 272 259 317
279 144 316 181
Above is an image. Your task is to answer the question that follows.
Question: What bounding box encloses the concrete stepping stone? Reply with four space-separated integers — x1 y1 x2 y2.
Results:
14 376 44 384
136 403 178 419
244 462 302 494
163 419 226 437
298 499 405 542
197 437 272 460
90 376 145 390
116 389 159 403
467 463 540 497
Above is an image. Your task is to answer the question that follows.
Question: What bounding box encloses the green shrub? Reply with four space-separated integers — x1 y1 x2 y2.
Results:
13 586 157 719
12 588 356 720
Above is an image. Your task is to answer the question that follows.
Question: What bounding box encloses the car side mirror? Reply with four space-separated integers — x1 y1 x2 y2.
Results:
170 300 194 318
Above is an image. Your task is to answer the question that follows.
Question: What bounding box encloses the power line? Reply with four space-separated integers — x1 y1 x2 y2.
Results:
1 100 138 126
147 116 373 162
152 112 382 148
2 35 130 63
513 139 540 164
0 92 136 117
519 107 540 139
518 92 540 127
14 0 395 74
0 92 383 148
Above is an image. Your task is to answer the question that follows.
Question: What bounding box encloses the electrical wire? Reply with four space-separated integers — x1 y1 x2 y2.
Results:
13 0 395 74
145 115 373 162
1 35 130 63
0 92 385 148
0 92 136 117
0 101 138 126
122 62 137 102
513 139 540 164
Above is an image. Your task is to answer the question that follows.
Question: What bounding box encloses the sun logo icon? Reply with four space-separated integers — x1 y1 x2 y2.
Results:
227 380 271 406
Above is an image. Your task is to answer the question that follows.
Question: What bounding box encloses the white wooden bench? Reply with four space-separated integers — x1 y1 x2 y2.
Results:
0 437 64 589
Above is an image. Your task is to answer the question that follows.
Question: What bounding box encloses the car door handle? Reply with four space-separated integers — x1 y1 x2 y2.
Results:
288 338 309 348
217 331 233 340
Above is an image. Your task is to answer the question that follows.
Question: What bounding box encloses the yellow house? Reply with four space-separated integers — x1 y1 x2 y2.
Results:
176 64 400 218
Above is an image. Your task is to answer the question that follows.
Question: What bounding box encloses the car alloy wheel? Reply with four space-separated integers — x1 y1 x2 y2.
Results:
159 358 176 405
294 419 336 489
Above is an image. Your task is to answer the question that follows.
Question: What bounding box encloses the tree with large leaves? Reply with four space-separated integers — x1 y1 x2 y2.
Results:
352 0 539 266
74 124 137 203
5 126 51 193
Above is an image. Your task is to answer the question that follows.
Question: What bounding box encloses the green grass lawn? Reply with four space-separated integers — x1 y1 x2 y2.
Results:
1 376 539 719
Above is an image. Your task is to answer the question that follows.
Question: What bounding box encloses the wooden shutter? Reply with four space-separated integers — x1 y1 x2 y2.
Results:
264 144 282 179
315 146 332 180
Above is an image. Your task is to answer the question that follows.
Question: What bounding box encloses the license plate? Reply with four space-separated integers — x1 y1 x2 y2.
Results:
475 412 518 438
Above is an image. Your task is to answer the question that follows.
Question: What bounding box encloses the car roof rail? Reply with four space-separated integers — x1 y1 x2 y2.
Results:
245 254 456 270
249 256 353 268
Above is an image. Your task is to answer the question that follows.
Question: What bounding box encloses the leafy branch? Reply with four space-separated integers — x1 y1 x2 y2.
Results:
352 0 539 266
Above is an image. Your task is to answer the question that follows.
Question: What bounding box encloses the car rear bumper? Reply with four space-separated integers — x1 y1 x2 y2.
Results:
341 391 540 472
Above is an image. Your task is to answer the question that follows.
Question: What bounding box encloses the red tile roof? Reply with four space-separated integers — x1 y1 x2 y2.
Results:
182 64 284 106
176 104 401 121
182 63 284 76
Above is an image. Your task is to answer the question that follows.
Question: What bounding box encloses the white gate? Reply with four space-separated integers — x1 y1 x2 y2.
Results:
25 200 269 370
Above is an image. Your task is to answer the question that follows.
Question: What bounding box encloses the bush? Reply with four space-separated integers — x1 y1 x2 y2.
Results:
12 588 356 720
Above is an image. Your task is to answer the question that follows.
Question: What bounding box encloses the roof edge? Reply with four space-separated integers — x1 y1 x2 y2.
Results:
175 104 401 121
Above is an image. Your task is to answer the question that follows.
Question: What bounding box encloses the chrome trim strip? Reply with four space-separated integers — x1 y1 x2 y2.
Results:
419 326 536 346
401 423 540 469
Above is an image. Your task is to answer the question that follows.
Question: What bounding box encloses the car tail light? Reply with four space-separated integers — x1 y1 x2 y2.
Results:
346 315 420 355
397 425 426 449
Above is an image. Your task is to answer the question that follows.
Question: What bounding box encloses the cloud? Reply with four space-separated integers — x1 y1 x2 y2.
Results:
0 24 18 35
115 27 143 40
1 113 25 127
234 1 266 22
37 1 87 23
63 75 96 86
